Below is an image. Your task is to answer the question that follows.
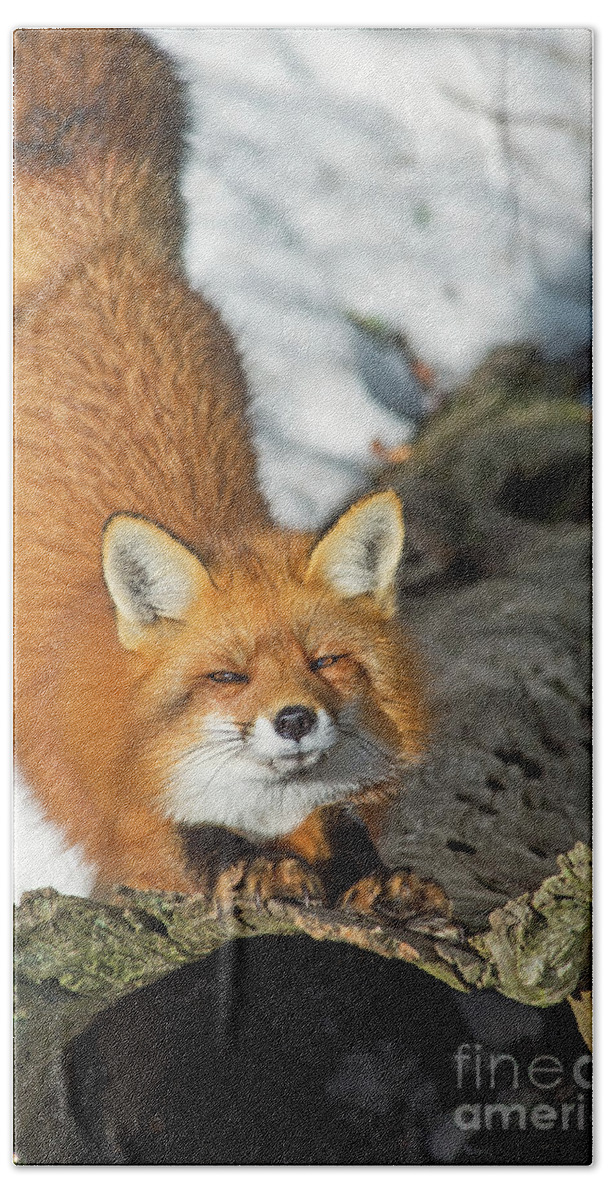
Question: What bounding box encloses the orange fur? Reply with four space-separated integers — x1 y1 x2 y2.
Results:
13 29 185 312
14 30 427 895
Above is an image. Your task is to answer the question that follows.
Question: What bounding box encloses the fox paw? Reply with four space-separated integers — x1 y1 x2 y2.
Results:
212 856 325 912
340 869 453 924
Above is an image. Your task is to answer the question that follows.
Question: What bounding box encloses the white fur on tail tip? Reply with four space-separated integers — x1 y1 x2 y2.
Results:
13 770 97 901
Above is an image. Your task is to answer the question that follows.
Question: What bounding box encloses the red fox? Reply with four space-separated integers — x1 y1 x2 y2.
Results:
14 29 445 914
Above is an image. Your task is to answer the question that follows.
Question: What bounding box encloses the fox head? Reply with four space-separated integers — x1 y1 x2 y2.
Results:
102 492 426 840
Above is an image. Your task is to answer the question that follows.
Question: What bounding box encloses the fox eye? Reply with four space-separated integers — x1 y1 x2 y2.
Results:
309 654 347 672
206 670 249 684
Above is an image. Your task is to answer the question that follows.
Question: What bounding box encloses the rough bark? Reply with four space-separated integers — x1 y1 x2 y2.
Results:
14 841 591 1087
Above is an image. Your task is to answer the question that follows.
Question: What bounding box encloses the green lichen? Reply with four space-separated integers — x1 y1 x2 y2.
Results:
471 842 591 1006
14 841 591 1030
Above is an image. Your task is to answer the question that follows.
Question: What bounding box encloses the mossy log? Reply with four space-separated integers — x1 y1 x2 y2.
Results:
15 841 591 1089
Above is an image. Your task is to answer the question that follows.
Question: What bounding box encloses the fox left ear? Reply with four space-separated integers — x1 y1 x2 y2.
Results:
305 491 404 614
102 515 210 650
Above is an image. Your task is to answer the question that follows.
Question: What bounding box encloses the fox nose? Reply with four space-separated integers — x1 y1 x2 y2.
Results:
274 705 317 742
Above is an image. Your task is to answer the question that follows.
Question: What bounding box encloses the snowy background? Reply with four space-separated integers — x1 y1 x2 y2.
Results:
150 27 592 528
14 27 592 899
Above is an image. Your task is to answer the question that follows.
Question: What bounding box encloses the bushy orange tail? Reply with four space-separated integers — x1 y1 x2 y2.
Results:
13 28 185 310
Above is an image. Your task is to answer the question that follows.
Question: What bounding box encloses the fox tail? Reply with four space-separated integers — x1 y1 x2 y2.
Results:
14 28 185 308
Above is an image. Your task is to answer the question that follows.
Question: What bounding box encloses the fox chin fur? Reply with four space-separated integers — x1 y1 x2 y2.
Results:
14 29 427 896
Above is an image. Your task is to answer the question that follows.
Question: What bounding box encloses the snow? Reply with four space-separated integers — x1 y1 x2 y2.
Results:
148 27 591 527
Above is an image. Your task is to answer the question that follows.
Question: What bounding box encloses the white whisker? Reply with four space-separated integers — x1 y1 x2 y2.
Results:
339 724 398 769
163 704 400 837
196 746 243 797
178 739 241 764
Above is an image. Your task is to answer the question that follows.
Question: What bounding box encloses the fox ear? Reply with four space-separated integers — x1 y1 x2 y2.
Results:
102 516 208 649
305 491 404 614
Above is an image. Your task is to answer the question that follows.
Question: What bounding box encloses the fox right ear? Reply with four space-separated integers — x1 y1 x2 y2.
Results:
305 491 404 615
102 516 208 649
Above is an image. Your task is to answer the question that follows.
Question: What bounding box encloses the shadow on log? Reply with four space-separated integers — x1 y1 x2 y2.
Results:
14 843 591 1164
